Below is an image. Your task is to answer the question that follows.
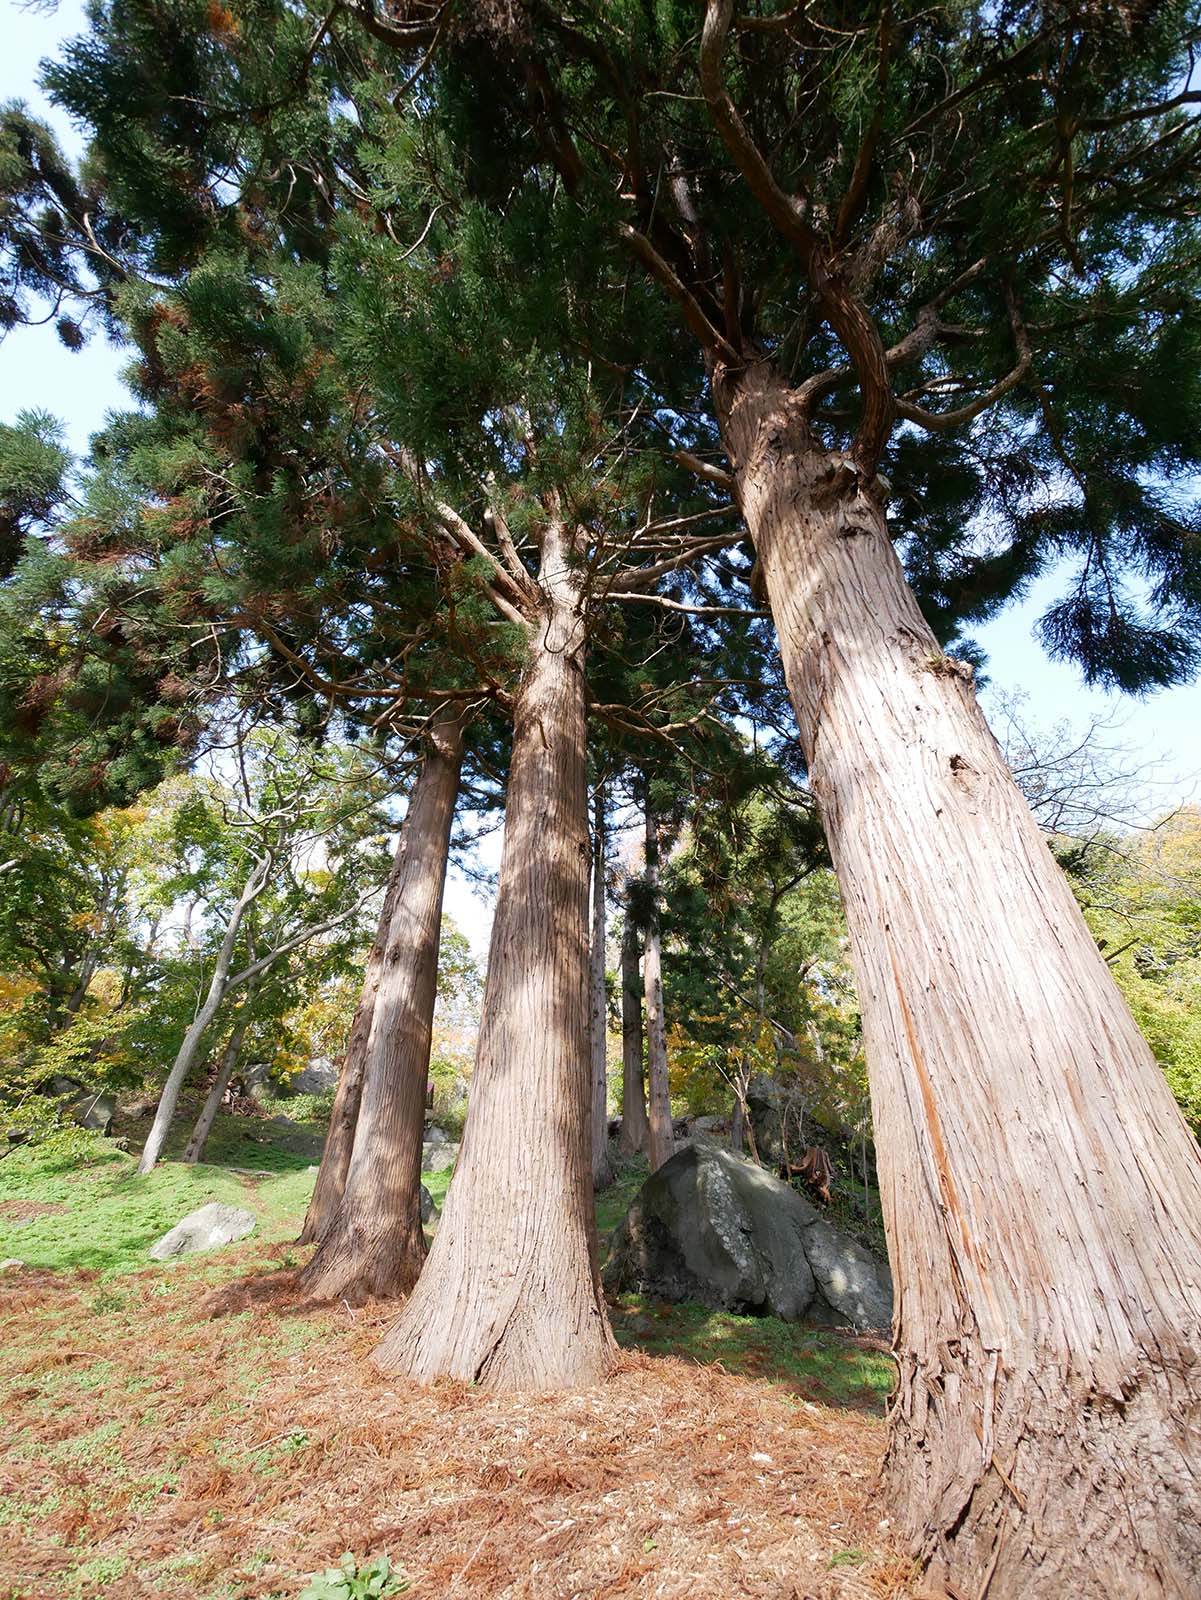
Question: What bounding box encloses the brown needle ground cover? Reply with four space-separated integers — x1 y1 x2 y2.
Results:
0 1244 915 1600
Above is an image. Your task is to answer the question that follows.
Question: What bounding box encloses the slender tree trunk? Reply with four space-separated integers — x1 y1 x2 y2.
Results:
375 526 616 1390
729 1089 744 1154
298 713 465 1303
618 910 649 1157
590 789 614 1190
297 827 416 1247
182 1014 249 1165
643 801 675 1173
715 358 1201 1598
137 858 269 1174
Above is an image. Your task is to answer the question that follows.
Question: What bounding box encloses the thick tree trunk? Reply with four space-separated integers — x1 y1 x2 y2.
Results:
297 826 415 1247
298 713 465 1303
716 358 1201 1598
618 911 649 1157
182 1013 249 1165
643 802 675 1173
590 789 614 1190
374 527 616 1390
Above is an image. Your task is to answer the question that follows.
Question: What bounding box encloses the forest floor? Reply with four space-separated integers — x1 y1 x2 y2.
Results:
0 1104 915 1600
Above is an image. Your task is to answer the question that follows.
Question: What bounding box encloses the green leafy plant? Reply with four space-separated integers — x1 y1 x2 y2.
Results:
299 1552 408 1600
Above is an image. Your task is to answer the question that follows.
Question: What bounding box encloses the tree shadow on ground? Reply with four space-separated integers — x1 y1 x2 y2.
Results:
608 1293 895 1413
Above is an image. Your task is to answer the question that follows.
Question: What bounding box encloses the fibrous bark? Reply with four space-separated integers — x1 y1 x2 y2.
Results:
643 800 675 1173
716 358 1201 1598
590 788 614 1190
298 711 465 1303
618 910 649 1157
298 825 417 1247
374 522 617 1390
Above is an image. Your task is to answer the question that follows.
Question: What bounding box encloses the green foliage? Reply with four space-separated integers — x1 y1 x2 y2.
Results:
1065 806 1201 1136
661 759 868 1138
299 1553 408 1600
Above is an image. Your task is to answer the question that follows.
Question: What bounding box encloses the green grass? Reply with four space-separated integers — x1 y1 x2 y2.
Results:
609 1294 893 1410
1 1108 894 1414
594 1153 649 1240
0 1091 328 1278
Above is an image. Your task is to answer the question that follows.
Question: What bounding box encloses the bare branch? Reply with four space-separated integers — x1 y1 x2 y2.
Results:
671 448 735 491
618 223 741 363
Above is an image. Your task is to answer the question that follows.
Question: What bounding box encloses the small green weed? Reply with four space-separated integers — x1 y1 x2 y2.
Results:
827 1548 868 1568
299 1552 408 1599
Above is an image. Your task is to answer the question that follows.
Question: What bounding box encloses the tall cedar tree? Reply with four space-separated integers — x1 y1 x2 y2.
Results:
28 4 759 1381
392 4 1201 1593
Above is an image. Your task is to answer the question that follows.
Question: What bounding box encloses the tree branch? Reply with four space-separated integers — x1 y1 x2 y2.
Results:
618 223 741 363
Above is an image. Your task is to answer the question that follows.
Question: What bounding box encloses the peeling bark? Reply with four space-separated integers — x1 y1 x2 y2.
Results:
590 788 614 1190
298 817 426 1248
644 800 675 1173
298 711 465 1303
618 911 649 1157
374 522 617 1390
715 358 1201 1597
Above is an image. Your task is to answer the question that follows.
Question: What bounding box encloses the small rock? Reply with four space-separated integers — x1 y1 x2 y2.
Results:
148 1202 256 1261
420 1184 438 1224
0 1258 25 1272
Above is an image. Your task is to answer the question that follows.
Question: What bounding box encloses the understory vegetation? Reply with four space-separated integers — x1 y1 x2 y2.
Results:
1 1110 899 1600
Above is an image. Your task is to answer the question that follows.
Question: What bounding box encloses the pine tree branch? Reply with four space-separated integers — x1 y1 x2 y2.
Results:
700 0 894 468
671 449 736 491
429 501 533 615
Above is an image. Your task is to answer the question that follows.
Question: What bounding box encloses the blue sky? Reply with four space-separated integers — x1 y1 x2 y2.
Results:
3 0 1198 945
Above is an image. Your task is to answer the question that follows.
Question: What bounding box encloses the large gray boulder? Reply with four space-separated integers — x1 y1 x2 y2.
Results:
51 1077 117 1135
148 1202 256 1260
290 1057 339 1095
604 1144 892 1328
422 1140 458 1174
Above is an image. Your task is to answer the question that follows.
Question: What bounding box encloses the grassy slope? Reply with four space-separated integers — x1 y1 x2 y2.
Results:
0 1111 901 1599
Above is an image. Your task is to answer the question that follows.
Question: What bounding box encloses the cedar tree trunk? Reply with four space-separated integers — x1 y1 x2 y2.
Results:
374 524 616 1389
590 788 614 1189
643 801 675 1172
298 712 465 1303
298 823 417 1246
618 911 649 1157
716 358 1201 1599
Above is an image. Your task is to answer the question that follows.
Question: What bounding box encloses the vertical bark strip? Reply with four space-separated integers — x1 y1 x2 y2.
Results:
643 800 675 1173
715 358 1201 1598
590 788 614 1189
298 826 417 1247
618 910 649 1157
374 525 617 1390
298 711 465 1304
